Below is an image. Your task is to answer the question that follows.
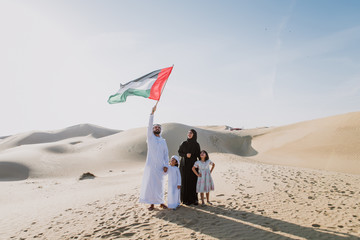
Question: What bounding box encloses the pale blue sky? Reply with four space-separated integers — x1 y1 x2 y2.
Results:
1 0 359 136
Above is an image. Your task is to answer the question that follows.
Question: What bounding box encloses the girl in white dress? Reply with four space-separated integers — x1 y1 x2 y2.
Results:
192 150 215 205
168 155 182 209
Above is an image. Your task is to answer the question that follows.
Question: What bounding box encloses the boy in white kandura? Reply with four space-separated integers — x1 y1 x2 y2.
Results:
192 150 215 205
167 155 181 209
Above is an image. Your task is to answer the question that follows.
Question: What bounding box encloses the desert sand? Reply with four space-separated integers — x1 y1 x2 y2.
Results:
1 112 360 239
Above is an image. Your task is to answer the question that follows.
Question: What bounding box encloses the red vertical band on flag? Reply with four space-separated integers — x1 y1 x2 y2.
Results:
149 66 173 100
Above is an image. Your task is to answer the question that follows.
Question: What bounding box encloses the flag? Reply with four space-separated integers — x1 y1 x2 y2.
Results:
108 66 173 104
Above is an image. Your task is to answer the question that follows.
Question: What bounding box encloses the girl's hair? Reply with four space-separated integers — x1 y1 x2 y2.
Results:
200 150 209 161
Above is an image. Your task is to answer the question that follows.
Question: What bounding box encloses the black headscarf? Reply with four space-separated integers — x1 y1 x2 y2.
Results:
183 129 199 156
187 129 197 142
178 129 200 160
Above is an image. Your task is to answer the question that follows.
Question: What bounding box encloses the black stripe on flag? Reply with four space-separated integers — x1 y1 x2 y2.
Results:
120 69 162 88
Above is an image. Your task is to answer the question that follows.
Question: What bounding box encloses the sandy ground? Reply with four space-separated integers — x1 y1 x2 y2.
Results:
1 112 360 239
1 153 359 239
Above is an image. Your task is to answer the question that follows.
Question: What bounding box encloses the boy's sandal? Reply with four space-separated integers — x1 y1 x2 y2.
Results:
160 204 168 209
148 206 155 211
207 201 213 205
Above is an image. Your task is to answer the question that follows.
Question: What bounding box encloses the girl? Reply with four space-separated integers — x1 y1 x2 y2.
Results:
192 150 215 205
168 155 182 209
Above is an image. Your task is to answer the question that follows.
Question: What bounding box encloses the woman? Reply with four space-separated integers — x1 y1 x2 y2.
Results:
178 129 201 205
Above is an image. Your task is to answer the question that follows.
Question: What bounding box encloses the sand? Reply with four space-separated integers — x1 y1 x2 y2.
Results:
1 112 360 239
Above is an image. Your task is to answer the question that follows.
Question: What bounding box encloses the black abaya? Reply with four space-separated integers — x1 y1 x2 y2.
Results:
178 130 200 205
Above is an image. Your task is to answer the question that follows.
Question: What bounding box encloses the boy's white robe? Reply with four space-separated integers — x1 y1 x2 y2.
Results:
139 114 169 204
167 166 181 209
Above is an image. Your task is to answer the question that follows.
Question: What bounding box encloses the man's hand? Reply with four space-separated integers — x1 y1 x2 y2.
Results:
186 153 191 158
177 185 181 189
163 167 168 173
151 105 157 115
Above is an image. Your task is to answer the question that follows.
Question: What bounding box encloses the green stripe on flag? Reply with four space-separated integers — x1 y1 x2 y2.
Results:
108 89 151 104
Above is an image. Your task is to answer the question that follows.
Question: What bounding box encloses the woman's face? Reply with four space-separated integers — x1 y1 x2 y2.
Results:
187 131 194 139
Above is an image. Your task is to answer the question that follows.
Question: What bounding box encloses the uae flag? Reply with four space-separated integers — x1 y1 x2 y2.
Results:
108 66 173 104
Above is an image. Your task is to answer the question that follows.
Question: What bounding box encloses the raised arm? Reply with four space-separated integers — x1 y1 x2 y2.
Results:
148 106 156 139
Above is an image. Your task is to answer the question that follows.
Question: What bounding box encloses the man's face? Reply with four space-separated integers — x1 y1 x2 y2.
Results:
153 126 161 135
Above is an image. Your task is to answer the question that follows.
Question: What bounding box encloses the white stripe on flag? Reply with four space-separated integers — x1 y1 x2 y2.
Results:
116 77 157 94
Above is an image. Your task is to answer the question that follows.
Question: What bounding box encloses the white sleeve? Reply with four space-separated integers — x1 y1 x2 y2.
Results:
177 168 181 186
163 142 169 167
147 114 154 141
193 161 199 168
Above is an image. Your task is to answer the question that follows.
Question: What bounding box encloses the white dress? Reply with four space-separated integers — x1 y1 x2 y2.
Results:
194 160 214 193
167 166 181 209
139 115 169 204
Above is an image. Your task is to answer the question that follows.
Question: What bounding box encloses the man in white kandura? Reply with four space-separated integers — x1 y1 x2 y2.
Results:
139 105 169 211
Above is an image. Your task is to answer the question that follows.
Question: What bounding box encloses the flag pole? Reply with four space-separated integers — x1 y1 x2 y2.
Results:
155 64 174 108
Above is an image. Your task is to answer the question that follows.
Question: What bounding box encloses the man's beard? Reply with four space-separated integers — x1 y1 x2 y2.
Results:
153 130 161 135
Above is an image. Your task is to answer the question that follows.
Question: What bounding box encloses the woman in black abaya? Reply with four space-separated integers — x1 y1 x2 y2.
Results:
178 129 200 205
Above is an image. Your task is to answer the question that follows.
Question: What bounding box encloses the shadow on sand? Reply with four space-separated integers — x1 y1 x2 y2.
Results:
0 161 29 181
154 204 358 240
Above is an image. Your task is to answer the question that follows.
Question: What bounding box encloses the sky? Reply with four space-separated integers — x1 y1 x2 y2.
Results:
1 0 360 136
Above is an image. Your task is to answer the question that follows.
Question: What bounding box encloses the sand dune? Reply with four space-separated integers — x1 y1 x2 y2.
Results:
249 111 360 174
162 123 256 157
0 112 359 180
1 112 360 239
0 124 122 179
0 122 256 180
0 123 120 151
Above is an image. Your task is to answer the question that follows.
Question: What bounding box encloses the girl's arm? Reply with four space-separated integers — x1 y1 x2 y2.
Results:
192 166 201 177
210 162 215 174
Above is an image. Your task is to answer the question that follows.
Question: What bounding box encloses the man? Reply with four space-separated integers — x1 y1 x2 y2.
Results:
139 105 169 211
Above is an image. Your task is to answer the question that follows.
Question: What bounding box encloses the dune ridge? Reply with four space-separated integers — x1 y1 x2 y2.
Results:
0 123 121 151
250 111 360 174
0 122 255 180
1 112 360 180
